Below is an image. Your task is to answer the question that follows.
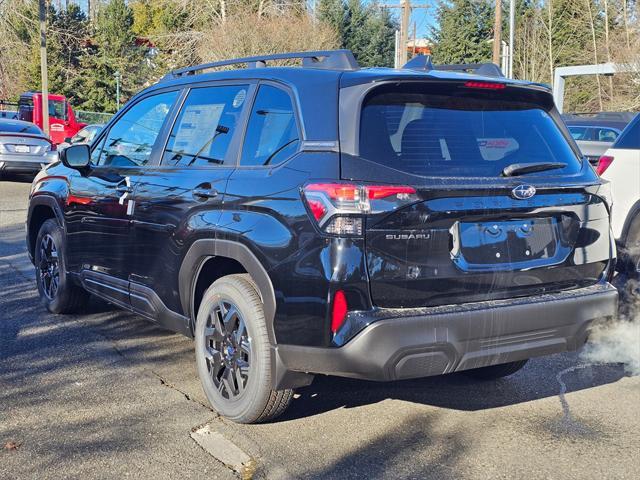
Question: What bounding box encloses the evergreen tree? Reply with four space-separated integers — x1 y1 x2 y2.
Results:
430 0 494 64
26 4 89 97
80 0 148 112
317 0 347 43
48 4 90 104
317 0 396 67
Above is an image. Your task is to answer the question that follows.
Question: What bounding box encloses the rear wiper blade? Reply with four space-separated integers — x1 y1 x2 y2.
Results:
502 162 567 177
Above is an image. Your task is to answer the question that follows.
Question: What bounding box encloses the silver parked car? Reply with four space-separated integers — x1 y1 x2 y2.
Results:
563 114 632 165
0 119 58 177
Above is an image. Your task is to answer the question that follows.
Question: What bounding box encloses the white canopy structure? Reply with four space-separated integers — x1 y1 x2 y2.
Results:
553 62 639 113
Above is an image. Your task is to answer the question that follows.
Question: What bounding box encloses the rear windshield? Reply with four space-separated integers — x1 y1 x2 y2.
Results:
0 121 43 135
358 83 582 177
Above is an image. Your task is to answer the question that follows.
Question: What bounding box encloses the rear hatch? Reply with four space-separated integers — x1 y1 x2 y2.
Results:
0 133 51 158
340 79 611 308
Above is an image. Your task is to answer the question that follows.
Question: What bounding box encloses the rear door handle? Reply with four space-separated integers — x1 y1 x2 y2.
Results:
192 188 219 200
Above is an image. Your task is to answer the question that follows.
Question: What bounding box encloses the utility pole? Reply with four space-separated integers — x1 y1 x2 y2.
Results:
382 1 430 68
508 0 515 78
492 0 502 67
39 0 49 136
412 21 417 57
400 0 411 66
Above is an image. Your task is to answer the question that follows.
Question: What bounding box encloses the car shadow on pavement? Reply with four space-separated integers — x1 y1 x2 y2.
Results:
0 173 36 184
281 358 628 421
292 412 466 480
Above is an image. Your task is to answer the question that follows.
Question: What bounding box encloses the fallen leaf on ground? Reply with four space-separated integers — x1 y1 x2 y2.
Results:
3 441 22 451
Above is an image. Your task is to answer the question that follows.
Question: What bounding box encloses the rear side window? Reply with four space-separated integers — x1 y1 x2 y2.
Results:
163 85 248 167
614 116 640 149
358 83 582 177
240 85 299 167
593 127 618 142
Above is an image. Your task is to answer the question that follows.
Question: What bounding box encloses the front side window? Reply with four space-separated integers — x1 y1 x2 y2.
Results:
163 85 248 167
359 83 582 178
240 85 299 167
49 100 67 121
95 91 177 167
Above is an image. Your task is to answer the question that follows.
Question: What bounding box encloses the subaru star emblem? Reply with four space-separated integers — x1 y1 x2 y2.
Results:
512 184 536 200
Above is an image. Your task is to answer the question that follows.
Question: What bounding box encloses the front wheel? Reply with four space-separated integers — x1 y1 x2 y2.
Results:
195 274 293 423
34 218 89 313
462 360 528 380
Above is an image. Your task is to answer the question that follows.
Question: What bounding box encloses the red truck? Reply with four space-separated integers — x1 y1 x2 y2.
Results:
17 92 86 145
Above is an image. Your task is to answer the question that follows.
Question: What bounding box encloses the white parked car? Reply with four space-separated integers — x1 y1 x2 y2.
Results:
598 114 640 277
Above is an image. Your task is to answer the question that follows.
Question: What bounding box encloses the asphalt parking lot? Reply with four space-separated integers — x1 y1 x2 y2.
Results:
1 176 639 480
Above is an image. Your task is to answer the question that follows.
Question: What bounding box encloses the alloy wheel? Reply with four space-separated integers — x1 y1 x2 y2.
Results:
203 300 251 399
38 233 60 300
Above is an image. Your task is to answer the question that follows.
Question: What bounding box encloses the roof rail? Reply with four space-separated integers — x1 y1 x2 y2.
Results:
402 55 505 78
162 50 359 80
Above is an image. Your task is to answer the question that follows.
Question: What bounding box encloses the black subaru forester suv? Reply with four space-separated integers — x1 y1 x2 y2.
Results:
27 50 618 423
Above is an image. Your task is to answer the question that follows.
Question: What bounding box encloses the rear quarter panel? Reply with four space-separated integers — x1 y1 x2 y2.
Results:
602 147 640 239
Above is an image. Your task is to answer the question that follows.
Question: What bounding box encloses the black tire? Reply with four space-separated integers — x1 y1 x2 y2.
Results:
622 215 640 279
462 360 528 380
195 274 293 424
34 218 89 314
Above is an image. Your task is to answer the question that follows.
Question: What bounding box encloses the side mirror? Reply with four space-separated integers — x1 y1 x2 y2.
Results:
60 144 91 170
64 137 72 144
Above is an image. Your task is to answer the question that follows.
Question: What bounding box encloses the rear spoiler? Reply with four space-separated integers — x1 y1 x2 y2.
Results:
0 133 54 147
403 55 505 78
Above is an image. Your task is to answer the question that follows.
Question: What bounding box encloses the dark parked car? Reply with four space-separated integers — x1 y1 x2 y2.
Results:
0 110 18 119
0 118 57 177
26 51 618 423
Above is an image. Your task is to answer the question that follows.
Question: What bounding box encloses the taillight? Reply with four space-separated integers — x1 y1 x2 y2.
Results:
596 155 614 175
464 80 506 90
302 183 418 236
331 290 348 334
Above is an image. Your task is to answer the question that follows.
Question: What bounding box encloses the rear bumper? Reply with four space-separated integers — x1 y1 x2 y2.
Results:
273 283 618 388
0 155 51 173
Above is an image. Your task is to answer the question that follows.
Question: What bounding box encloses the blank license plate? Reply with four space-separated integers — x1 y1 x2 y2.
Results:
14 145 30 153
458 218 558 264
